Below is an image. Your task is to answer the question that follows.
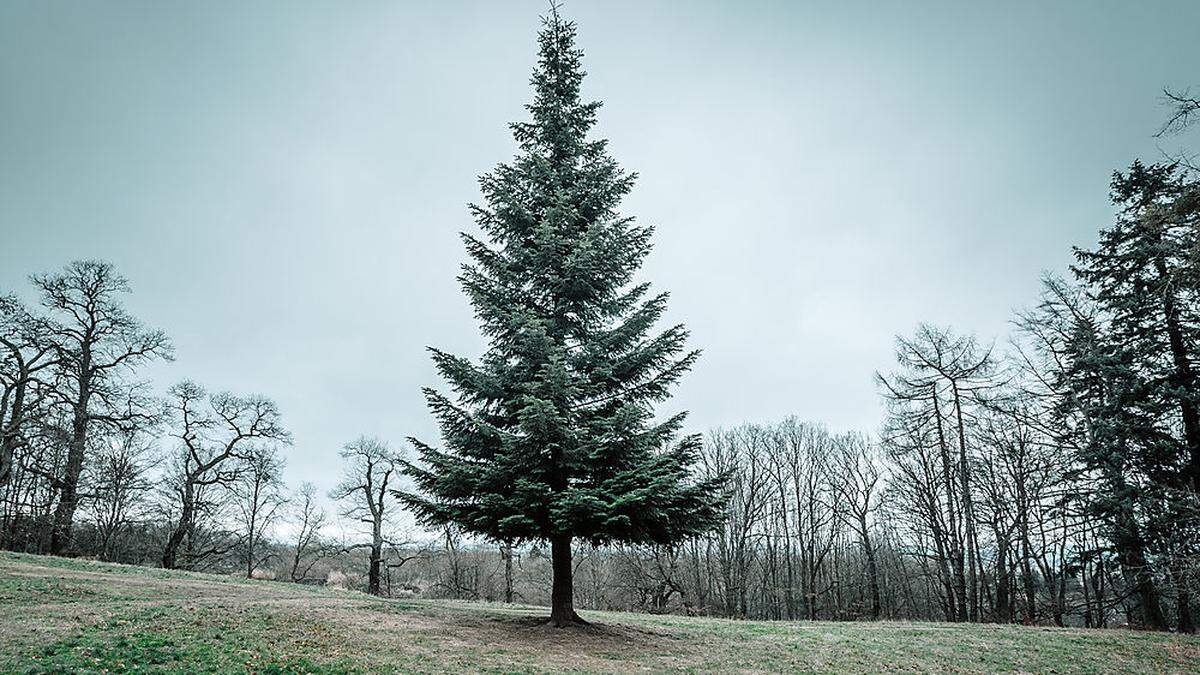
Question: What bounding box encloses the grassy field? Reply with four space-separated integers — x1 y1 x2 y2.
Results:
1 552 1198 673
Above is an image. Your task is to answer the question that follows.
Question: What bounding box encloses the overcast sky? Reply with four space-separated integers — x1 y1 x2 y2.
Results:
2 1 1198 504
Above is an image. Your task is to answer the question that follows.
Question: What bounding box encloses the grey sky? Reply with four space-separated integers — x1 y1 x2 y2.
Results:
2 0 1198 501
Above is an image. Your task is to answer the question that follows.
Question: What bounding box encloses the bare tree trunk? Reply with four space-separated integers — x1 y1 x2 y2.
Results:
368 523 383 595
994 536 1011 622
782 525 795 620
50 382 90 554
951 383 979 622
368 547 382 595
1018 485 1037 624
245 486 258 578
0 365 31 488
860 514 882 620
1114 513 1166 630
162 488 194 570
931 387 966 621
502 539 514 603
549 534 584 626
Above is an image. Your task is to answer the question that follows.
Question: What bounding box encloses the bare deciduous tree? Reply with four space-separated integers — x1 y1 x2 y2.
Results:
32 261 172 554
331 436 404 595
832 433 884 620
1157 87 1200 137
0 295 58 488
86 427 159 561
877 324 996 622
161 381 288 570
231 444 287 578
289 481 330 583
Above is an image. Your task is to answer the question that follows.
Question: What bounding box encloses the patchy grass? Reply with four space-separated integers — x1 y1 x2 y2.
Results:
0 551 1197 673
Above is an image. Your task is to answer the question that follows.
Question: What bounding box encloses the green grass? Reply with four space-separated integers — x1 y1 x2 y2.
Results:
0 551 1197 673
15 606 353 674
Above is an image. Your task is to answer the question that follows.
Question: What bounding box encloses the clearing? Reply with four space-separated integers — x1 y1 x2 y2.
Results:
1 551 1197 673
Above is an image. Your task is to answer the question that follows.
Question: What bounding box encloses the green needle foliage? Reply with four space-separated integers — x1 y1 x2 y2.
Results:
398 6 724 602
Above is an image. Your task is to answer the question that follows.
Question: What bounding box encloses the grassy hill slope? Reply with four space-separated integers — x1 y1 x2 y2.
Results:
1 551 1198 673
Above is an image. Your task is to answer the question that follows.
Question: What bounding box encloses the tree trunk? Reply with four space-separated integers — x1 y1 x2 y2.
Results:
860 513 882 620
368 515 384 596
502 540 514 603
368 543 382 595
782 525 795 620
290 546 303 583
1155 257 1200 491
50 396 89 554
1018 486 1037 624
951 383 979 622
994 537 1010 622
549 534 584 626
926 504 956 622
162 518 186 570
245 505 257 578
1177 573 1196 634
1115 519 1166 630
0 368 29 487
931 386 966 622
162 485 194 569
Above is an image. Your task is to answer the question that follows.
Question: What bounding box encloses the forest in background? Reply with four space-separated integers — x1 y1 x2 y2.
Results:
2 73 1199 633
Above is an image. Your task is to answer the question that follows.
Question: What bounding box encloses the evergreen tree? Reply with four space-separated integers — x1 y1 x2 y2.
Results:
1051 294 1168 630
1070 161 1200 632
399 8 724 627
1074 162 1200 494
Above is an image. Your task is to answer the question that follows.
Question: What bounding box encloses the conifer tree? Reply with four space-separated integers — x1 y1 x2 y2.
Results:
399 7 724 627
1074 162 1200 495
1069 161 1200 632
1049 295 1168 630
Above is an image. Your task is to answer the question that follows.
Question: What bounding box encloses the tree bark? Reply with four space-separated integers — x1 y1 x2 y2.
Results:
1154 258 1200 491
994 537 1011 622
951 382 980 622
503 540 514 603
931 386 966 622
858 512 882 620
162 482 195 569
549 534 585 626
245 482 259 578
1113 505 1166 630
368 516 384 595
0 364 29 488
50 383 90 554
368 545 382 595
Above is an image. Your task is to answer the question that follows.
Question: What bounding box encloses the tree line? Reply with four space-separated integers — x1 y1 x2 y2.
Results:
390 155 1198 632
2 7 1196 633
3 160 1195 632
640 156 1197 631
0 265 415 589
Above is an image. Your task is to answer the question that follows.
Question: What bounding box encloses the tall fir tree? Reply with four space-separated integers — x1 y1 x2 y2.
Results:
1052 298 1168 630
1070 161 1200 632
1074 161 1200 495
399 8 724 627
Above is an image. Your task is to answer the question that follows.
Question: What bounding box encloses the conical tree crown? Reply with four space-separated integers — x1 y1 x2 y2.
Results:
400 9 724 546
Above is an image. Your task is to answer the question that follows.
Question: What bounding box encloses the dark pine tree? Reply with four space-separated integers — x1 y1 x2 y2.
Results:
399 8 724 627
1074 162 1200 495
1055 308 1168 630
1071 160 1200 633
